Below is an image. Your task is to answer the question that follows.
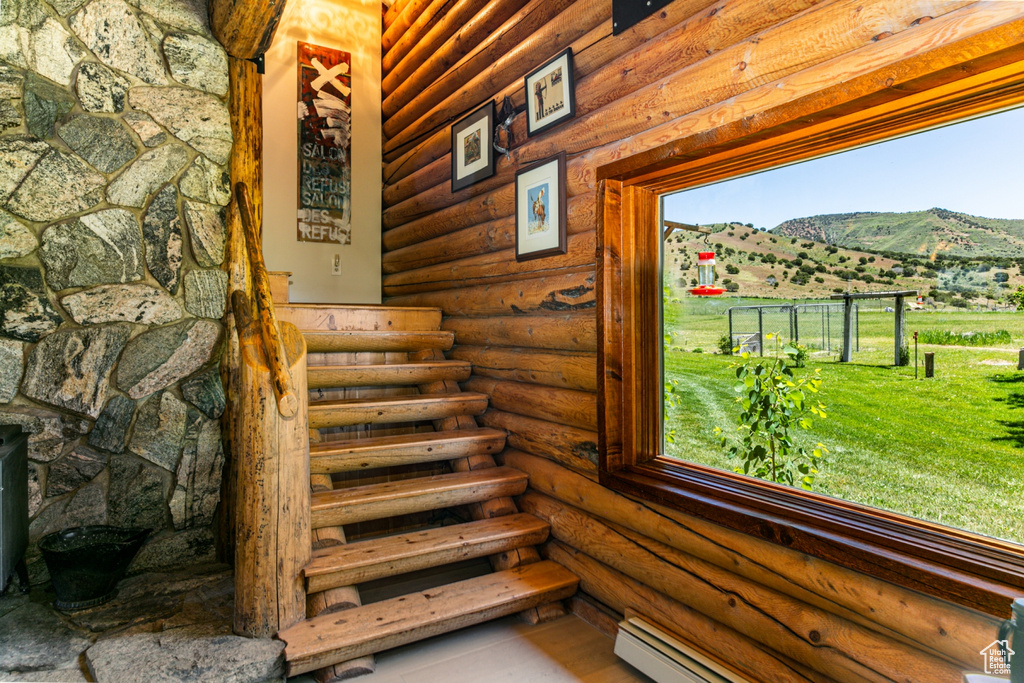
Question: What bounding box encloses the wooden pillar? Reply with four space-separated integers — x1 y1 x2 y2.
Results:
210 0 288 61
841 295 853 363
925 352 935 378
233 320 311 638
894 295 906 366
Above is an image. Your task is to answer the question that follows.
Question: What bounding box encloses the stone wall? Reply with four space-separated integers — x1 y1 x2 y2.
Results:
0 0 231 581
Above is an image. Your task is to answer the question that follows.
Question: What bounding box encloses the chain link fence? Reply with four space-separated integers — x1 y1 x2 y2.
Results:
728 303 857 355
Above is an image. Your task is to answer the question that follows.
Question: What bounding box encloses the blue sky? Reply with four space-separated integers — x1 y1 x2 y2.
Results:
663 106 1024 230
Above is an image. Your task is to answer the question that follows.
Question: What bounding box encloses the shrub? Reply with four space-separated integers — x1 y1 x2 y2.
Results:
814 276 825 283
726 264 740 274
725 282 739 292
917 330 1012 346
714 335 827 490
797 251 809 259
692 348 704 353
718 334 734 355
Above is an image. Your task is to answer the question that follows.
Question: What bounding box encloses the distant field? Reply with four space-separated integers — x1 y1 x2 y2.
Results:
664 298 1024 543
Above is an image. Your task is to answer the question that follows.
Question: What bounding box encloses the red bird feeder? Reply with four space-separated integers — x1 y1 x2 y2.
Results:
690 251 725 296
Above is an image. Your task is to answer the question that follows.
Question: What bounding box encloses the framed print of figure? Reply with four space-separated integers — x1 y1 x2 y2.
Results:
451 101 496 192
515 152 567 261
525 49 575 137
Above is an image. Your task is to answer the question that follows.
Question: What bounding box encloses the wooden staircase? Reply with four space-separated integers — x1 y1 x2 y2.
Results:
272 302 578 679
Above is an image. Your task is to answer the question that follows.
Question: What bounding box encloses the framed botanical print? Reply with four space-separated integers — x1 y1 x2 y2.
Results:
515 152 566 261
451 101 496 192
524 49 575 137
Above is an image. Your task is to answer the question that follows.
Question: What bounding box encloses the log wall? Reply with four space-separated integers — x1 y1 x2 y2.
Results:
380 1 1016 678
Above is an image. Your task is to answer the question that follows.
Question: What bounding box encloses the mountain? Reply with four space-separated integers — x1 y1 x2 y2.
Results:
771 208 1024 258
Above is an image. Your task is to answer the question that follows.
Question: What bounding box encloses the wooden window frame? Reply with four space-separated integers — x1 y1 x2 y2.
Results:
596 23 1024 618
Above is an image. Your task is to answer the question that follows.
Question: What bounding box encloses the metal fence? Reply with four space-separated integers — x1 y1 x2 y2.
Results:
727 303 858 355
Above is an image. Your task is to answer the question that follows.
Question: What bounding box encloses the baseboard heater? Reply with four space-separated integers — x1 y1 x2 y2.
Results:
614 615 751 683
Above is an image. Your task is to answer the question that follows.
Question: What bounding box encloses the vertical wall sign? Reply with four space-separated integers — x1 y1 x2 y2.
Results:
297 41 352 245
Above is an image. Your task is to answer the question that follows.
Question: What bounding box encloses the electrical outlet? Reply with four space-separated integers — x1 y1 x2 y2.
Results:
331 254 341 276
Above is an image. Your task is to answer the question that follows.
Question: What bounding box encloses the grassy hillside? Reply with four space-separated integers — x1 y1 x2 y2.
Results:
666 222 1024 305
772 208 1024 258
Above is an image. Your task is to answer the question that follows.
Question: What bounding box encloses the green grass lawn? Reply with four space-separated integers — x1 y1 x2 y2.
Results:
664 300 1024 543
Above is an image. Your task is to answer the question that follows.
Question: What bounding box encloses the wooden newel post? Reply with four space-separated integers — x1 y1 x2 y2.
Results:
234 315 311 637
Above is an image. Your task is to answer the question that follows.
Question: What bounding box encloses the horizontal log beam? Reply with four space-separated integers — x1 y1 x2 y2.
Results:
504 451 1000 669
544 541 836 683
479 404 598 472
451 345 597 392
386 3 1024 253
382 233 596 296
381 0 713 177
383 0 581 140
524 492 963 683
443 314 596 352
381 0 811 207
386 270 595 317
383 0 527 95
382 0 434 53
464 376 597 431
383 0 967 219
382 194 594 273
382 0 455 75
384 0 415 30
480 416 596 476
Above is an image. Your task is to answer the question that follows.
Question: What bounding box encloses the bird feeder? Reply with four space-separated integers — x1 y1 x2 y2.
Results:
690 251 725 296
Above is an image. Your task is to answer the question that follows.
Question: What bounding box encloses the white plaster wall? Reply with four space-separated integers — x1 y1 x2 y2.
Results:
262 0 382 303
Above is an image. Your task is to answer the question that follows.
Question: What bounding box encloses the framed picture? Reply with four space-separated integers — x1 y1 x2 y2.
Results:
451 101 496 192
525 49 575 137
515 152 566 261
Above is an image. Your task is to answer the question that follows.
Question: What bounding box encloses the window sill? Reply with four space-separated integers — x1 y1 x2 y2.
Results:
601 457 1024 617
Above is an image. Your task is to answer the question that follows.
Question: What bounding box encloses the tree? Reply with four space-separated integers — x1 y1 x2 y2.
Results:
1009 285 1024 310
715 335 827 490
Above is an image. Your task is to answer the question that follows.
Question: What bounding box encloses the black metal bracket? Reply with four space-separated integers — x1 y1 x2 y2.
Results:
249 53 265 75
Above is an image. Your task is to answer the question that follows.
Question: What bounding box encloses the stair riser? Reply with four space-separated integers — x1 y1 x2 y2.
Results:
308 397 488 429
311 477 527 528
308 365 471 389
311 434 506 473
276 305 441 332
304 331 454 353
306 526 550 591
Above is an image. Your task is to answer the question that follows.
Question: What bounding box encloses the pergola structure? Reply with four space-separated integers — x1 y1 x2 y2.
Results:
830 290 918 365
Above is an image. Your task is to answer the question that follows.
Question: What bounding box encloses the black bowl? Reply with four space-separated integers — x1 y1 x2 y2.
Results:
38 526 150 611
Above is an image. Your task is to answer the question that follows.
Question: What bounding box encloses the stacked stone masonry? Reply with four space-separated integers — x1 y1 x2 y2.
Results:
0 0 231 583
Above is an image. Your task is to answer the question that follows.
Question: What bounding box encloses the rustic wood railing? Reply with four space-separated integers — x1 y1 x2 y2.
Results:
223 181 311 638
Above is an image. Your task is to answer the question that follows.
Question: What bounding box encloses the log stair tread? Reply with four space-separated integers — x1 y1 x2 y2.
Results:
280 560 579 676
308 392 490 429
302 330 454 353
310 428 507 473
305 513 550 592
310 466 528 528
308 360 472 388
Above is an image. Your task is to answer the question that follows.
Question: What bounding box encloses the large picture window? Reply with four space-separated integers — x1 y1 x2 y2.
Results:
661 107 1024 544
596 44 1024 617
